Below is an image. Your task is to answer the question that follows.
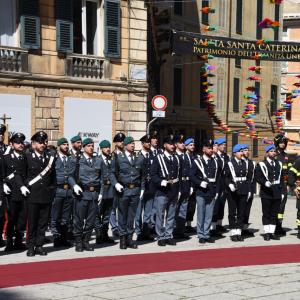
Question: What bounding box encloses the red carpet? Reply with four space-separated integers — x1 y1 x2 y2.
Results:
1 244 300 288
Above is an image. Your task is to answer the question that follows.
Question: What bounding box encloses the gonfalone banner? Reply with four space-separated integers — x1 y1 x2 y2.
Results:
172 30 300 61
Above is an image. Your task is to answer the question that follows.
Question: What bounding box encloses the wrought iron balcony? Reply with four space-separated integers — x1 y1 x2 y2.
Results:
66 54 106 79
0 46 28 73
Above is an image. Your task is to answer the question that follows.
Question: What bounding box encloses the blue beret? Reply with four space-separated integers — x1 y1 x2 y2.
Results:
242 144 249 150
233 144 243 153
184 138 194 146
99 140 111 148
265 144 276 152
82 138 94 147
214 137 226 145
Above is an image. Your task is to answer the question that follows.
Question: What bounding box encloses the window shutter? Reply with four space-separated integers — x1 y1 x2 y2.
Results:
236 0 243 34
274 4 280 41
255 81 260 113
271 85 278 115
202 0 209 25
104 0 120 58
55 0 73 53
232 132 238 150
256 0 263 40
20 0 40 49
173 67 182 106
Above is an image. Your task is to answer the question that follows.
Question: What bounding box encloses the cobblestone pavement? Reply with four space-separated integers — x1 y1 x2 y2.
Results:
1 196 300 299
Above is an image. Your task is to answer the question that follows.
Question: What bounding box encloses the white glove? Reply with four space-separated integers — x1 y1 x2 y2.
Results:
229 184 236 192
281 194 284 200
190 187 193 196
98 194 103 204
140 190 144 200
178 192 181 201
73 184 83 196
161 180 168 187
265 181 272 188
3 183 11 195
20 186 30 196
115 183 124 193
214 193 219 201
200 181 208 189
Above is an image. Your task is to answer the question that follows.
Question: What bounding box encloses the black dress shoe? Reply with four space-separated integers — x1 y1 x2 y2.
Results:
275 224 286 236
270 234 280 240
112 229 119 238
127 237 138 249
158 240 166 246
210 230 223 238
35 246 47 256
199 238 206 244
297 231 300 240
83 241 94 251
174 233 190 240
75 242 84 252
119 236 127 249
136 234 145 241
264 233 271 241
14 242 27 251
230 235 238 242
165 238 177 246
205 237 215 243
241 229 254 237
0 238 6 248
237 235 244 242
4 240 14 252
26 247 35 257
53 238 64 248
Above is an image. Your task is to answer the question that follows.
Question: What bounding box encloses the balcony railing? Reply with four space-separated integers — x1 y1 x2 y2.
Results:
66 54 105 79
0 46 28 73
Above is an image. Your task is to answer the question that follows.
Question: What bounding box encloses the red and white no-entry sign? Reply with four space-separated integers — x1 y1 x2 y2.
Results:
151 95 168 111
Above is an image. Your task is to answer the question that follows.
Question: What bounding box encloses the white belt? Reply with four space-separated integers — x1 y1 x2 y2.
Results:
182 176 190 181
167 178 179 184
271 180 280 185
207 178 216 183
28 156 54 186
235 177 246 182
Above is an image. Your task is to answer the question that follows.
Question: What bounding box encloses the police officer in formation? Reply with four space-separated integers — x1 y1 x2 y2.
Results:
241 144 256 237
190 140 220 243
94 140 116 244
255 144 283 241
112 136 144 249
225 144 252 242
1 128 299 256
51 138 73 248
135 134 155 241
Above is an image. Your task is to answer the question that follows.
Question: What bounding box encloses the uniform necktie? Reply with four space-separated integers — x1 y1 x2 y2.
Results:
146 153 149 159
88 158 92 166
129 154 134 165
39 155 44 163
271 161 275 167
62 156 67 166
106 157 110 165
154 149 157 156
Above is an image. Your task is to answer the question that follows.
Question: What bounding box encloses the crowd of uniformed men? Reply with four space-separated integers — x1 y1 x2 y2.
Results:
1 123 300 257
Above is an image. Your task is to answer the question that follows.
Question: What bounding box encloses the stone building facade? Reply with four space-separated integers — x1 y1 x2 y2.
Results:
0 0 147 147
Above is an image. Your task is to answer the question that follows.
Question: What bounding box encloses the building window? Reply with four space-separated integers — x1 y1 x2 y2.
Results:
236 0 243 34
256 0 263 40
173 67 182 106
73 0 101 55
232 132 238 150
255 81 260 114
274 4 280 41
0 0 18 47
253 138 258 157
174 0 183 16
270 85 278 115
202 1 209 25
235 58 241 68
233 78 240 113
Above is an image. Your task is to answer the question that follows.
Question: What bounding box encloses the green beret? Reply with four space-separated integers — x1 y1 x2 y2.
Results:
82 138 94 147
71 135 82 143
57 137 68 146
124 136 134 146
99 140 111 148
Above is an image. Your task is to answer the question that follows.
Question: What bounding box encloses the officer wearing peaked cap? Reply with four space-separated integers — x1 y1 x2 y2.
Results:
135 134 155 241
150 135 181 246
25 131 56 256
109 132 126 238
67 138 102 252
173 134 192 239
255 144 284 241
190 140 220 244
224 144 252 242
2 133 28 252
94 140 117 244
273 134 292 236
50 138 73 248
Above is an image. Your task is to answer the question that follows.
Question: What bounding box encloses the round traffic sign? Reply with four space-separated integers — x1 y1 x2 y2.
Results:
151 95 168 111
